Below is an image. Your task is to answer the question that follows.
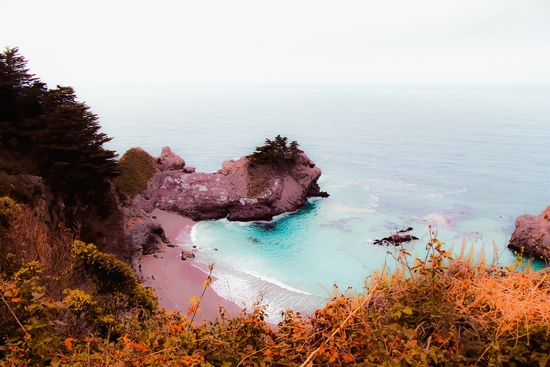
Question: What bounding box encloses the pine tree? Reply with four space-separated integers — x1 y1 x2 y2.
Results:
248 134 303 167
0 47 47 154
0 47 119 216
37 86 119 204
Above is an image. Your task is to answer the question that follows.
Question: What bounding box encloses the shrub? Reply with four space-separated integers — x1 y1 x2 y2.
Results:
0 196 18 227
70 240 157 338
0 266 66 365
3 229 550 366
114 147 156 200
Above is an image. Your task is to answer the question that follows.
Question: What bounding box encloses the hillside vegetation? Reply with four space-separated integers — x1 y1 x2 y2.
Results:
0 47 125 254
1 204 549 366
114 148 157 200
2 48 549 366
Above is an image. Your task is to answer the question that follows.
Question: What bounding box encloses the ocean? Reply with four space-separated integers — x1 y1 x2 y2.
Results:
79 85 550 321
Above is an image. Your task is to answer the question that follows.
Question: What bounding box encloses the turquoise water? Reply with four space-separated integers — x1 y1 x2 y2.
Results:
79 85 550 321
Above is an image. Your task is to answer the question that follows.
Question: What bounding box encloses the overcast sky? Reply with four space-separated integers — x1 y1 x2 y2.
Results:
2 0 549 87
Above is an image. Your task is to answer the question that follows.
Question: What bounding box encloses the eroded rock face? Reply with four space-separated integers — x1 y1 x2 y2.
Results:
508 206 550 261
123 205 167 255
133 148 327 221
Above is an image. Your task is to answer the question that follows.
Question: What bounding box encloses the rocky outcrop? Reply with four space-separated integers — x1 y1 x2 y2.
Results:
131 146 328 222
123 206 167 255
72 182 140 265
508 206 550 261
181 250 195 260
157 146 185 172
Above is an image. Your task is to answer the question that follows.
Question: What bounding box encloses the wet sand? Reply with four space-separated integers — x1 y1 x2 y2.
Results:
139 209 242 321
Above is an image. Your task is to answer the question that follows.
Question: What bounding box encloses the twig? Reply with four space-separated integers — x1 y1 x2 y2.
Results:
188 263 214 330
0 290 30 338
299 283 379 367
237 346 269 367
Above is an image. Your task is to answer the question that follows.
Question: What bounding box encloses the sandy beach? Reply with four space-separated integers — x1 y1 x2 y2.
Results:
139 209 242 321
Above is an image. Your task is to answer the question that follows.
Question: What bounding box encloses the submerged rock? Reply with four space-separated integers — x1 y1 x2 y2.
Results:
508 206 550 261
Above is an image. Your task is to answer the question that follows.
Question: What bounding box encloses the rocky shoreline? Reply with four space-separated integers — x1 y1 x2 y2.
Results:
121 146 550 265
133 146 328 221
124 146 329 256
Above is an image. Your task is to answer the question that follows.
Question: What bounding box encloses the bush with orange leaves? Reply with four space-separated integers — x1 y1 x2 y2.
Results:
2 212 550 366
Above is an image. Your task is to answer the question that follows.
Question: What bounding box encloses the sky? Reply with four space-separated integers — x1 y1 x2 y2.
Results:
2 0 549 87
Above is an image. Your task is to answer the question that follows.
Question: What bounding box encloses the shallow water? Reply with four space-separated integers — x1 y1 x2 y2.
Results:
79 85 550 321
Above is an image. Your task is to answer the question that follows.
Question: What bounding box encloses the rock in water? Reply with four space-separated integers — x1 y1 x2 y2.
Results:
133 147 328 221
508 206 550 261
373 233 419 246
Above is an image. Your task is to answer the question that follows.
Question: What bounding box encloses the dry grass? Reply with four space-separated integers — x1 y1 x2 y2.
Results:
2 210 550 366
0 200 76 296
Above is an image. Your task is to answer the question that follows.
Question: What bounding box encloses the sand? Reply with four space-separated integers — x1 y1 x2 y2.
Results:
139 209 242 321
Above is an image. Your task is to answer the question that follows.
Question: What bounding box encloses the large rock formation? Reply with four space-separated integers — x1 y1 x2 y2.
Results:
508 206 550 261
132 146 327 222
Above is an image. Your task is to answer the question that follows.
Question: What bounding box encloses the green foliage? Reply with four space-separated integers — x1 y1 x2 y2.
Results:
0 47 119 226
37 86 119 204
71 240 157 337
64 289 96 314
72 240 139 295
248 134 303 167
0 196 18 227
0 47 47 155
0 266 66 365
13 261 44 282
114 147 157 200
71 240 158 311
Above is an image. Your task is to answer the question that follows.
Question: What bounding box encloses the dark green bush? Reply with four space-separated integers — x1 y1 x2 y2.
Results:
248 135 302 167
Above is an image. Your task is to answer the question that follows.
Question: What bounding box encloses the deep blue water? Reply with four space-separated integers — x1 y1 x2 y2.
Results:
79 85 550 321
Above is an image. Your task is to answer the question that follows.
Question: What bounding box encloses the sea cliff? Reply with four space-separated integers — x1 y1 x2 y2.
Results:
117 145 328 256
130 146 328 222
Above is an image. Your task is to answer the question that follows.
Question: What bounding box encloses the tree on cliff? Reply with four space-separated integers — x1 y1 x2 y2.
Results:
0 47 47 155
37 85 119 206
248 135 303 167
0 47 119 216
